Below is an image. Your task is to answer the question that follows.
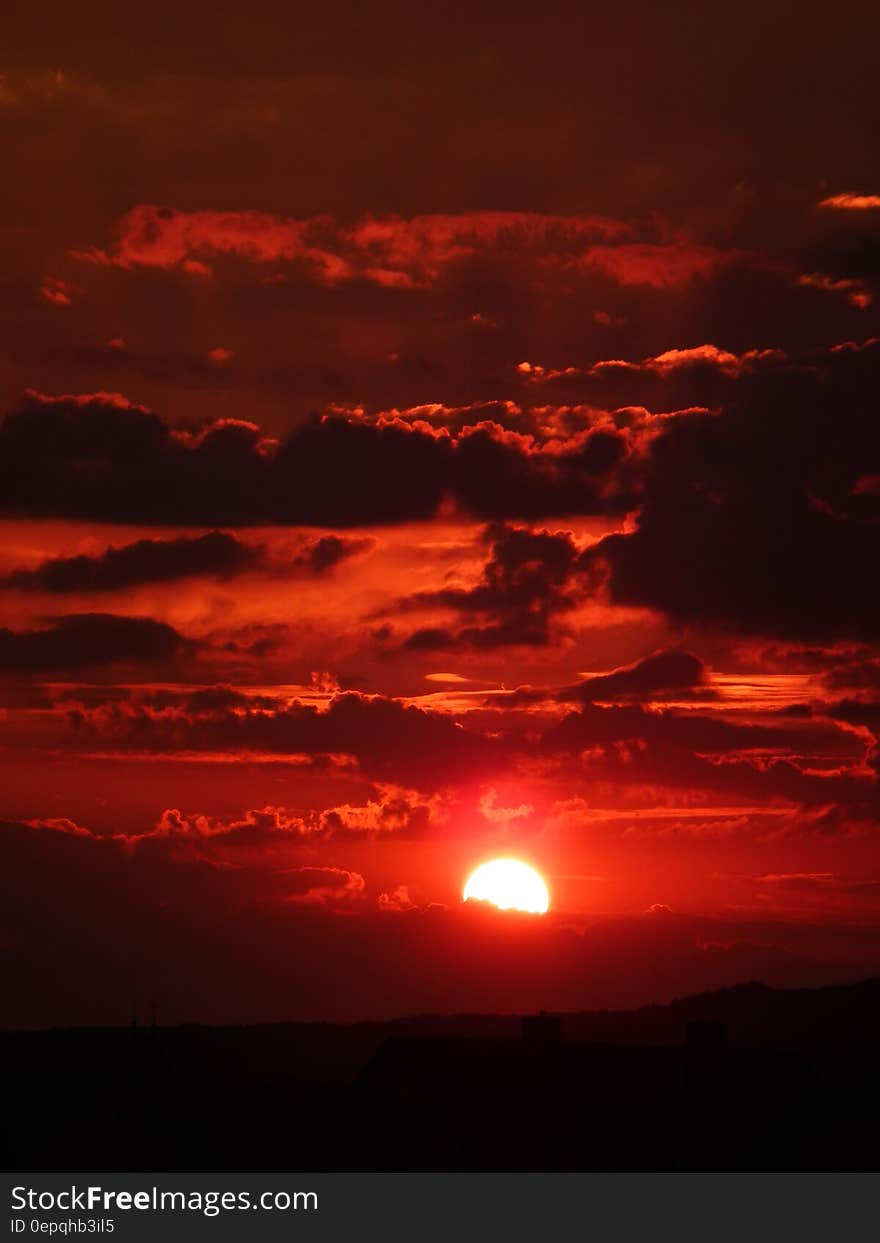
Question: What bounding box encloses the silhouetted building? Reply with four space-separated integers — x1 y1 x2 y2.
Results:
8 976 876 1171
331 1027 818 1170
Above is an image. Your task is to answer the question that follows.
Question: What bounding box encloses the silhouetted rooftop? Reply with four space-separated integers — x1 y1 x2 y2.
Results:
333 1033 815 1170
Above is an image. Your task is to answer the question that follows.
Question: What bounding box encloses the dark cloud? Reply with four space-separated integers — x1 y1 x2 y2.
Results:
747 872 880 898
290 534 374 574
0 613 191 672
826 699 880 732
583 345 880 640
544 701 859 762
823 657 880 692
0 393 274 525
23 683 257 712
67 689 495 787
0 527 375 596
2 336 876 572
138 685 282 712
451 422 633 519
58 675 873 815
540 701 873 811
573 650 707 702
804 207 880 295
0 393 634 527
403 523 586 648
1 531 259 593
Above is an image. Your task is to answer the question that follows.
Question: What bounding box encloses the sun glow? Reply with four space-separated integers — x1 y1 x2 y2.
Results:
463 858 550 914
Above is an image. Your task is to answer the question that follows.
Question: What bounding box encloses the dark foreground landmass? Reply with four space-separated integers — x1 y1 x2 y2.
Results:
4 978 880 1171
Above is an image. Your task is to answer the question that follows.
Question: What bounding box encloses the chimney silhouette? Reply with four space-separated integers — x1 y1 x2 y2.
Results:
522 1010 562 1046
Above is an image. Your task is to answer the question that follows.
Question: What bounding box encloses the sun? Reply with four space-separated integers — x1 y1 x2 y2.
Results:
463 858 550 914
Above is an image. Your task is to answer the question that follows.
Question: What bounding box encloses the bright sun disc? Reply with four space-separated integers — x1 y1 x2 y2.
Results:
463 858 550 914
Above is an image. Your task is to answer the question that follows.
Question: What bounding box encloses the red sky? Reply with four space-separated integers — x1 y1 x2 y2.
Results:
3 0 880 1027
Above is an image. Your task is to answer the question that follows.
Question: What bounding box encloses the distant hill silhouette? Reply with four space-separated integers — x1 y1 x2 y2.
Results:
4 977 880 1170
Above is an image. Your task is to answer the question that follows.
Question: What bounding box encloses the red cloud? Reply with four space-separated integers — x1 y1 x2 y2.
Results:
284 866 366 905
152 805 310 842
342 211 630 286
818 193 880 210
72 206 737 292
521 343 785 383
23 808 364 905
76 205 314 268
39 277 81 306
575 241 733 287
798 272 872 309
318 785 450 838
25 816 94 838
378 884 416 912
